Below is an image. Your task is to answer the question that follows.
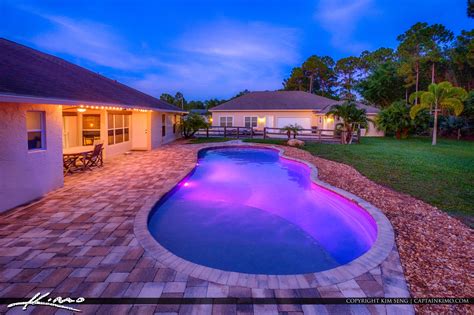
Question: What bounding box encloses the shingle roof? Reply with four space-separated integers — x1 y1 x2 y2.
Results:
210 91 380 114
0 38 184 112
320 101 380 114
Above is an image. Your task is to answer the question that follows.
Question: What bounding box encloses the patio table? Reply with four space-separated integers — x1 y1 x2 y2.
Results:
63 146 94 174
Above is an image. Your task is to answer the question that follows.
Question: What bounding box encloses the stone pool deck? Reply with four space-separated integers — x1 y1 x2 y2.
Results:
0 141 415 314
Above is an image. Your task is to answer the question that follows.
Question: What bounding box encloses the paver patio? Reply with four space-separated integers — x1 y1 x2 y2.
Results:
0 141 413 314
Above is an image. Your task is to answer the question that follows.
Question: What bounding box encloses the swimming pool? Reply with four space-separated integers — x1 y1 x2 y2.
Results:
148 146 377 275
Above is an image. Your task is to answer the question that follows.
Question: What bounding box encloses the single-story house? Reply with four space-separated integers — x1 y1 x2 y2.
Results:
209 91 384 137
0 38 185 213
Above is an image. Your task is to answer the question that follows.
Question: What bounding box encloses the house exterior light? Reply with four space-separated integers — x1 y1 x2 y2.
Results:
77 108 86 112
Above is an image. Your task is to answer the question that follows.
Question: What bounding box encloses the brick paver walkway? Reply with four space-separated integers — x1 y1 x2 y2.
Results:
0 141 412 314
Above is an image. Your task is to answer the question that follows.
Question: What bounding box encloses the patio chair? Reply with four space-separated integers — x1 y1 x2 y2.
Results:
82 142 104 170
63 153 81 175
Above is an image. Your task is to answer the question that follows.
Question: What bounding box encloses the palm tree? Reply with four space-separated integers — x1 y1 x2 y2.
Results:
409 81 467 145
327 101 370 144
280 124 302 139
376 101 412 139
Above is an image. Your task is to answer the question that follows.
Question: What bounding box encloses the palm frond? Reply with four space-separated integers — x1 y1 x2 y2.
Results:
410 103 429 119
449 87 468 101
420 92 435 107
441 98 464 116
409 91 424 104
437 81 454 92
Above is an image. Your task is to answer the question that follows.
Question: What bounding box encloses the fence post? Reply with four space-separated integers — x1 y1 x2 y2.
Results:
224 126 227 138
318 130 321 142
264 127 267 139
250 128 253 139
206 127 209 138
237 127 240 139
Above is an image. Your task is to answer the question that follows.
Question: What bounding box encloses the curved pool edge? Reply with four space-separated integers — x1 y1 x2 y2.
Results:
133 142 395 289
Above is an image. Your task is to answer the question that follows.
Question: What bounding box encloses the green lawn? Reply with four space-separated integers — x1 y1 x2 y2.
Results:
193 136 473 224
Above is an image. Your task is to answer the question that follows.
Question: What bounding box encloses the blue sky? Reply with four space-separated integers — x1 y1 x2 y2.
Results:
1 0 472 100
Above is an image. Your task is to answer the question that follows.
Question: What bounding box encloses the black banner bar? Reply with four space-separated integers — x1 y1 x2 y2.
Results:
1 297 472 305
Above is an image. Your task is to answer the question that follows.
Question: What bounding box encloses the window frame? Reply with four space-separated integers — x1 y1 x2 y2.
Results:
219 116 233 127
107 113 130 146
162 114 166 137
244 116 258 128
82 114 101 146
26 111 46 151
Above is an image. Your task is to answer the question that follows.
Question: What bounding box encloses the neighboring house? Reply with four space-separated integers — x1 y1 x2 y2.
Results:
209 91 384 137
0 38 185 213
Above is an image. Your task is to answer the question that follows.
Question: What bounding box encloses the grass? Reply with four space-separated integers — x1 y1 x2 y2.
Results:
192 136 474 224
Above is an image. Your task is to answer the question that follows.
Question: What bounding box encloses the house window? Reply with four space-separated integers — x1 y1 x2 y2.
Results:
162 114 166 137
244 116 258 128
219 116 233 127
27 111 45 150
107 113 130 145
82 114 101 145
173 115 177 134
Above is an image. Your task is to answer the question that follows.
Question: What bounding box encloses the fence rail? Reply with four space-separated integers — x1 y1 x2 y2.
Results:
195 126 360 143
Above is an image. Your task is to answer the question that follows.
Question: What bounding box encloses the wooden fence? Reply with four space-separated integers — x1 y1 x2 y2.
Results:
195 126 360 143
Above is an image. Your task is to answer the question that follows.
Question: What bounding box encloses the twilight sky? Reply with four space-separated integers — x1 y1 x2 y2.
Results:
1 0 472 100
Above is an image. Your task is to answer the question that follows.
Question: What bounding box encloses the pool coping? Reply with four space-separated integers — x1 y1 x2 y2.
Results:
133 142 395 289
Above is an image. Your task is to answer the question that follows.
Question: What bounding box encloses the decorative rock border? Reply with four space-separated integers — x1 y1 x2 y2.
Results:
134 142 395 289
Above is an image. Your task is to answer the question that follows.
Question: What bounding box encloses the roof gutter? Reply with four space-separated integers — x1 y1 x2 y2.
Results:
209 109 322 112
0 93 186 114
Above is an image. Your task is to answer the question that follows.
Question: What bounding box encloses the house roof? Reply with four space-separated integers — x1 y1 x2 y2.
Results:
0 38 184 112
210 90 380 114
319 101 380 114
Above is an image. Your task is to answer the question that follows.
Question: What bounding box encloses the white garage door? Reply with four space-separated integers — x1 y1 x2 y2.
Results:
276 117 311 129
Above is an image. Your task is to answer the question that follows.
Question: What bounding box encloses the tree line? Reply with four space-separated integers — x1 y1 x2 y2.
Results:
283 22 473 143
159 90 251 112
283 22 473 107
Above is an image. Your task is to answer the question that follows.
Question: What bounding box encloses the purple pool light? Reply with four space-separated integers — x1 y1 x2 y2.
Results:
148 147 377 275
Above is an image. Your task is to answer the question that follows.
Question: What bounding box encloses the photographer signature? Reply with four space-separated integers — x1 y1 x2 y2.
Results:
7 292 85 312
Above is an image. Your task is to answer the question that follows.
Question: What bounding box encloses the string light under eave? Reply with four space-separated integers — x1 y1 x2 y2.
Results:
75 104 150 112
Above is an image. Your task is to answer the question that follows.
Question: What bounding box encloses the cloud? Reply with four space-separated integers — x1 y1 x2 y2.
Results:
176 21 298 63
21 7 299 99
27 12 161 70
133 21 300 99
315 0 376 54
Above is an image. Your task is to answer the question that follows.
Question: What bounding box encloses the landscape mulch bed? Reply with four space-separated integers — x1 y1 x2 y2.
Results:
272 144 473 314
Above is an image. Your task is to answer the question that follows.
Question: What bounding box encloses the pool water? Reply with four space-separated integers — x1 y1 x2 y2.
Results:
148 147 377 275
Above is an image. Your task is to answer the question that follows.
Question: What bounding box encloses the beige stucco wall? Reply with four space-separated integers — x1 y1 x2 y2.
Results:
150 111 182 149
314 113 384 137
211 111 384 137
211 111 319 129
0 103 64 212
363 117 384 137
